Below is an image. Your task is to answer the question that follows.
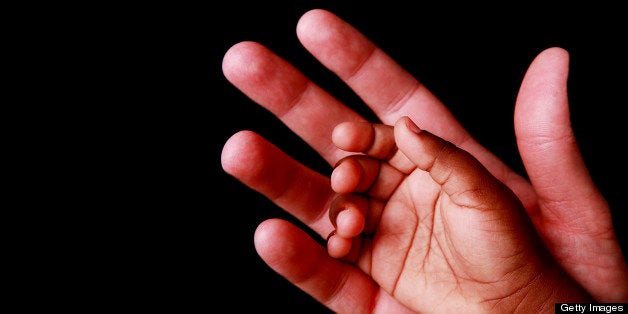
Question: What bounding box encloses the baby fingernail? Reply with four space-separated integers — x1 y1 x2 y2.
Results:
405 117 421 134
326 230 336 242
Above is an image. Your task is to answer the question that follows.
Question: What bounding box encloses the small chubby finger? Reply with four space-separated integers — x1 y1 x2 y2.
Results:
327 231 352 259
333 121 415 173
336 208 365 238
328 194 367 238
331 156 380 194
332 121 396 159
331 155 405 200
327 230 366 261
328 193 385 238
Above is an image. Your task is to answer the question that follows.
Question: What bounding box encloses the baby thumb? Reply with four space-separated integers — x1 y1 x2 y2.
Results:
394 116 509 203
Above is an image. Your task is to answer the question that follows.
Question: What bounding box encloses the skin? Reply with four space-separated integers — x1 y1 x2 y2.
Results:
327 116 591 312
221 8 628 313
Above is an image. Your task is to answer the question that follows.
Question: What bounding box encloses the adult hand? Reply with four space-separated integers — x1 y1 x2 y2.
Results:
221 8 627 312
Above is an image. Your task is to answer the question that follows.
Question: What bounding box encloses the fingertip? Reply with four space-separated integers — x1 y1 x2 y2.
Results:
336 208 365 238
515 45 571 140
331 121 353 149
221 130 260 177
254 218 289 264
331 158 361 193
222 41 251 74
393 116 408 127
254 219 328 277
393 116 422 152
327 233 352 259
395 116 486 188
221 41 270 85
332 121 374 152
296 8 335 41
298 8 333 23
253 218 277 249
393 116 406 134
537 46 570 63
395 116 421 134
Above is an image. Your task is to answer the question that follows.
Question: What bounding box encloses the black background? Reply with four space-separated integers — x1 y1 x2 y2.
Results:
52 1 626 312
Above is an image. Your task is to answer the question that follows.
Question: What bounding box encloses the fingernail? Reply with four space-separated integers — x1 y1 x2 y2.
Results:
405 117 421 134
326 230 336 242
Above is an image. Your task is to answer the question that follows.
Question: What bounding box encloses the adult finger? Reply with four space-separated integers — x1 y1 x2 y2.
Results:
222 41 364 165
221 130 335 236
514 47 628 302
297 9 535 206
254 218 416 314
297 10 456 136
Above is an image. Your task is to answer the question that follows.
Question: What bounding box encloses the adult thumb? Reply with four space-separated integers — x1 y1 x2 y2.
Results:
514 47 627 302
